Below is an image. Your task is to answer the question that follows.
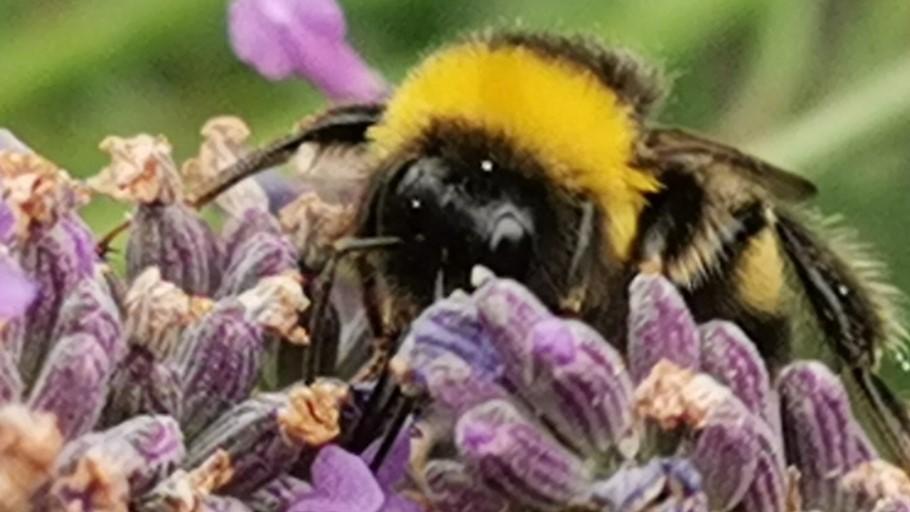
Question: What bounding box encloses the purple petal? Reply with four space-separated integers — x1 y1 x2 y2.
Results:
247 475 313 512
455 399 592 510
423 459 508 512
27 332 113 440
228 0 387 101
699 320 772 421
289 445 385 512
778 361 876 511
526 318 638 457
127 202 224 295
737 416 789 512
0 252 35 319
627 273 700 383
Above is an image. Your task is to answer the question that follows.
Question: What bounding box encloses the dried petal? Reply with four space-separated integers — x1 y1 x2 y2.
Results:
246 475 312 512
12 213 97 380
423 459 507 512
838 460 910 512
175 302 266 440
455 399 592 511
228 0 388 101
634 360 737 431
138 449 234 512
125 267 213 359
217 209 298 298
90 134 183 204
28 332 114 440
186 394 306 497
0 405 63 511
0 128 31 153
54 415 185 497
45 451 130 511
127 202 224 295
279 192 357 270
181 116 268 216
102 347 183 426
875 496 910 512
236 271 310 343
627 273 700 383
778 361 876 511
526 318 638 457
278 380 349 446
0 149 88 238
287 445 385 512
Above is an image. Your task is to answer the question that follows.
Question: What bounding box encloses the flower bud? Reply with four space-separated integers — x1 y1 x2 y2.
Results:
455 399 592 511
52 415 185 499
127 202 224 295
690 411 759 511
473 278 552 384
217 209 298 298
101 348 183 427
175 303 266 440
778 361 876 511
28 332 114 440
423 459 508 512
0 250 34 322
698 320 772 421
12 213 97 381
393 291 502 395
188 381 347 497
627 273 700 383
525 318 638 458
52 272 125 360
734 420 788 512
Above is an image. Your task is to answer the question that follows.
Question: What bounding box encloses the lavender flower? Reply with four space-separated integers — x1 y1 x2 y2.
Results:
228 0 388 101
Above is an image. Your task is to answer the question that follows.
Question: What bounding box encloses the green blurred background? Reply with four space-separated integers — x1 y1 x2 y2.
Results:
2 0 910 379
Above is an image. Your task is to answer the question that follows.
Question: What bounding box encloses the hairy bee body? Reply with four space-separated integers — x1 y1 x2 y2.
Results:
212 30 910 466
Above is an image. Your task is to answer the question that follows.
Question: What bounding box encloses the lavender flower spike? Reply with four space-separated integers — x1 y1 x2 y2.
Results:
228 0 388 102
0 250 34 322
90 134 224 295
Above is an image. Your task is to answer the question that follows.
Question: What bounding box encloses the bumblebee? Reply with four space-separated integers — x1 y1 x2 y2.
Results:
205 31 910 465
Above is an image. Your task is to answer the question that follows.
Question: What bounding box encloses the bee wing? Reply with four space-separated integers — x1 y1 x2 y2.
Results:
645 127 817 202
194 103 383 207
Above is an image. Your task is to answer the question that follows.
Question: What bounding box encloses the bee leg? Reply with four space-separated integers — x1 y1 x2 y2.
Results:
351 263 401 384
559 201 595 316
305 236 402 382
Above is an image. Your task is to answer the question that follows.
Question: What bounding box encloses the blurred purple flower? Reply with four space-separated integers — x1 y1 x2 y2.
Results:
228 0 388 102
0 253 35 321
287 445 384 512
